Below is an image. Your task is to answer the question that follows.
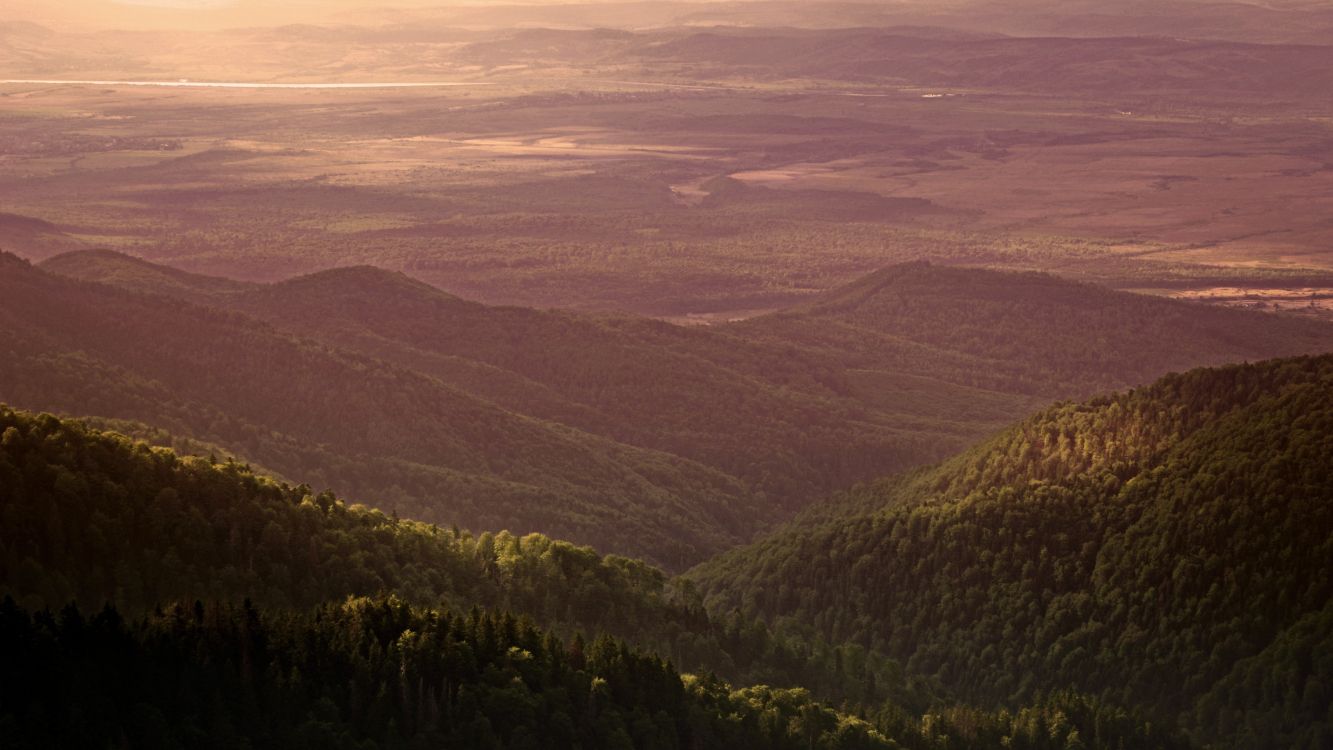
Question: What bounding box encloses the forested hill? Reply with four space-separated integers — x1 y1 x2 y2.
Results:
0 402 931 720
0 405 1186 750
38 250 1009 515
221 262 955 511
36 249 1333 514
18 250 1333 568
689 354 1333 748
39 247 257 299
732 261 1333 398
0 253 763 568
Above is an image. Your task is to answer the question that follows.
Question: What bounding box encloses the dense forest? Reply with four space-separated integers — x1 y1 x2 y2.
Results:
0 596 897 750
0 403 896 705
690 355 1333 749
0 595 1193 750
0 405 1186 749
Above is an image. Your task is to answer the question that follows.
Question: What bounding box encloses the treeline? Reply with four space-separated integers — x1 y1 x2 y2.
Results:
0 596 1180 750
690 355 1333 748
0 596 893 750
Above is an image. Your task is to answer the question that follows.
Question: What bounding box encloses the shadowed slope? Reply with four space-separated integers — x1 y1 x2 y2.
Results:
39 249 256 299
40 251 982 513
33 252 1333 513
226 264 955 507
732 261 1333 398
2 253 758 567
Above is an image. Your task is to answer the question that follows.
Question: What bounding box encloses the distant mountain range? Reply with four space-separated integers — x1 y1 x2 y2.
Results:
4 248 1331 569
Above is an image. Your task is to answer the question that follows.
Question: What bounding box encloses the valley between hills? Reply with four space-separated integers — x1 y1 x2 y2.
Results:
6 249 1332 570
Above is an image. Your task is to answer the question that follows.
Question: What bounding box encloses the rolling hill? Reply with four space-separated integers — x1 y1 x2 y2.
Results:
0 213 85 262
0 252 763 568
27 251 966 536
689 354 1333 748
20 250 1333 570
220 263 949 509
0 402 876 697
39 247 256 300
733 261 1333 398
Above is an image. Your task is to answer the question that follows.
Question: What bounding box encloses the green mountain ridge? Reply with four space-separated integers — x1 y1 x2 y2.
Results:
689 354 1333 749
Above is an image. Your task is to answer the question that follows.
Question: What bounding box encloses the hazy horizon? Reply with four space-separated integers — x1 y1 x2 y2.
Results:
11 0 1327 34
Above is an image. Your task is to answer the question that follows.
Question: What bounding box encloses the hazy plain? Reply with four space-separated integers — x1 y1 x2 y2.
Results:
4 2 1333 319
